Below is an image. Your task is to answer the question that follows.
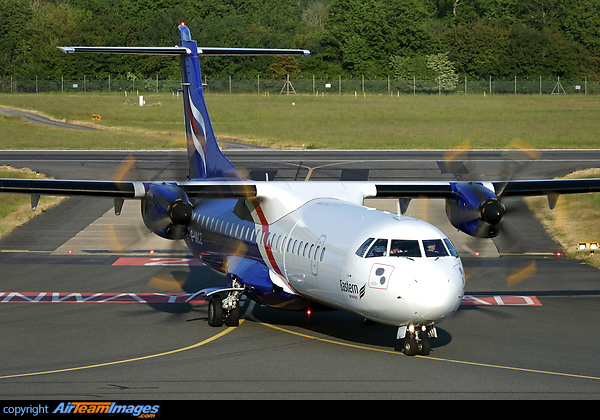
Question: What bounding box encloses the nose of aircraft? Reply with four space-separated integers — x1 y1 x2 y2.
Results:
401 263 465 323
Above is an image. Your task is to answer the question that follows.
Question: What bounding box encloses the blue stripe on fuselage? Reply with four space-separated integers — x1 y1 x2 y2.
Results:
185 198 308 310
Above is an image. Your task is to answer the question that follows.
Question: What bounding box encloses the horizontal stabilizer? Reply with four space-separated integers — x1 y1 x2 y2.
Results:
197 47 310 56
58 46 310 57
57 46 188 55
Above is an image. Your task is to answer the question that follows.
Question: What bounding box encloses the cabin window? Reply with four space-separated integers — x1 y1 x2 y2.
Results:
274 235 280 250
365 238 388 258
355 238 375 257
389 239 421 258
423 239 449 258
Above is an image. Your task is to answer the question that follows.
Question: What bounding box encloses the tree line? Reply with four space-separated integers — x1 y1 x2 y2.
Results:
1 0 599 81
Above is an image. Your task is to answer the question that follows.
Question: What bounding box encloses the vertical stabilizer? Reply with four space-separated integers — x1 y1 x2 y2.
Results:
178 24 244 180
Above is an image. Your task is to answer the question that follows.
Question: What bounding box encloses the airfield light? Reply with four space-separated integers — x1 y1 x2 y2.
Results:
555 251 562 258
474 252 480 257
578 243 587 250
591 243 598 250
149 250 155 254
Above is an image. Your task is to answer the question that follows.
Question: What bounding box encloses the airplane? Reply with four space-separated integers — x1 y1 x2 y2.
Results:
2 22 600 356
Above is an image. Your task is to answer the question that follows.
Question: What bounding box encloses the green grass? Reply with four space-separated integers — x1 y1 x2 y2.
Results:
0 167 64 238
1 92 600 149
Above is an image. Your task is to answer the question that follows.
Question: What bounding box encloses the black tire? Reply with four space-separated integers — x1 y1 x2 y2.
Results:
418 337 431 355
403 336 418 356
225 305 240 327
208 296 223 327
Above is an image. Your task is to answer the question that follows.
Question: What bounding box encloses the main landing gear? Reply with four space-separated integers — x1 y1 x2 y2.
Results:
207 276 243 327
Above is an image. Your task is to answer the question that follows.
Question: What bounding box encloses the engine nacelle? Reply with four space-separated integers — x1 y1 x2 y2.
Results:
445 181 504 238
141 183 193 240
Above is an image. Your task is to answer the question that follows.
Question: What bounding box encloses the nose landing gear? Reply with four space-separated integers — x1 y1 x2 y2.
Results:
397 325 435 356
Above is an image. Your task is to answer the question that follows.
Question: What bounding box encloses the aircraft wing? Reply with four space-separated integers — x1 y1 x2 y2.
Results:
490 179 600 196
0 179 258 199
2 177 600 238
3 178 600 200
372 178 600 197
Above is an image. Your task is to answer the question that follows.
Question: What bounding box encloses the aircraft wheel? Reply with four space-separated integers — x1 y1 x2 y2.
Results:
208 296 224 327
418 337 431 355
225 305 240 327
403 335 418 356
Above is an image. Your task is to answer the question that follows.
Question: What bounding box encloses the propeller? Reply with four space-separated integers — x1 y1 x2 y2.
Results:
443 139 541 239
442 140 542 286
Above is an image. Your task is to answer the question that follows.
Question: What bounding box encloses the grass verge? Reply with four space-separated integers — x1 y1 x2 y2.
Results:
0 167 65 239
2 92 600 149
524 168 600 268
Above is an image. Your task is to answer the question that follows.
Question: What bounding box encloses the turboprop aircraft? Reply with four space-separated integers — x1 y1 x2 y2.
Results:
2 23 600 356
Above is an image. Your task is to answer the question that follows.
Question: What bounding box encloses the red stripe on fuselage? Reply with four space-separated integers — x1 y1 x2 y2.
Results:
251 199 286 279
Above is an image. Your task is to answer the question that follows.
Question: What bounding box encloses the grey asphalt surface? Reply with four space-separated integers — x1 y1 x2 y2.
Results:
0 149 599 399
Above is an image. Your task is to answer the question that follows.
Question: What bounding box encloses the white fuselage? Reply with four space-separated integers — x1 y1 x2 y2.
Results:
187 182 466 329
268 198 466 327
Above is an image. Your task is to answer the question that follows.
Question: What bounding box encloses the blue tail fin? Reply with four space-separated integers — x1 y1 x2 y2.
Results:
59 24 309 180
178 24 243 180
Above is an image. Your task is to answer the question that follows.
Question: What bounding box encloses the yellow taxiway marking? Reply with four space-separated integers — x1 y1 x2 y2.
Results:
260 322 600 382
0 321 243 380
0 250 50 253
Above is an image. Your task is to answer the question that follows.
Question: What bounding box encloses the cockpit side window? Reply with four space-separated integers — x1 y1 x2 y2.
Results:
423 239 449 258
365 238 388 258
390 239 421 258
443 238 459 257
355 238 375 257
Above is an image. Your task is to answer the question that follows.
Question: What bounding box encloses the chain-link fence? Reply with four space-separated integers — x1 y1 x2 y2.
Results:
1 75 597 95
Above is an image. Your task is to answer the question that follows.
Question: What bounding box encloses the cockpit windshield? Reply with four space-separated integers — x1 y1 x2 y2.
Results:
443 238 459 257
390 239 421 257
356 237 459 259
355 237 374 257
365 238 388 258
423 239 448 257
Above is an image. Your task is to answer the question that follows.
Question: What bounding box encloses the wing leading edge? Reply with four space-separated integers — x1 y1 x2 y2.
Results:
3 178 600 200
